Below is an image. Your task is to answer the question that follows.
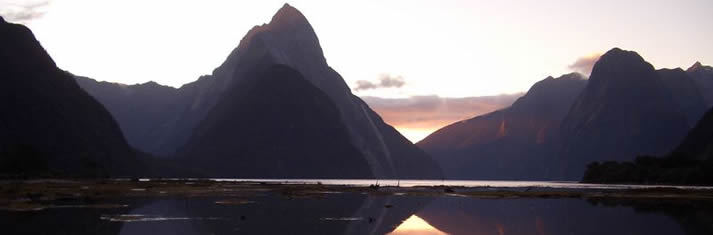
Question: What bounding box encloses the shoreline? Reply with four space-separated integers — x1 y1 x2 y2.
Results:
1 179 712 204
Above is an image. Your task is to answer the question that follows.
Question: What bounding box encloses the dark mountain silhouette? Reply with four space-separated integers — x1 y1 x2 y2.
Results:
417 73 587 179
176 4 441 178
179 65 372 178
75 4 442 179
74 77 183 156
0 16 142 177
582 107 713 185
559 48 691 178
687 62 713 107
75 74 227 157
672 108 713 161
657 68 707 125
420 48 708 180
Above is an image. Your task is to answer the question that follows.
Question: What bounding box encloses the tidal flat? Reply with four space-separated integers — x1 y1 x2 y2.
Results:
1 179 713 234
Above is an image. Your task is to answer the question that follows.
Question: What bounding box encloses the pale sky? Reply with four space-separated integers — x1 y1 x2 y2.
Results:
5 0 712 98
2 0 712 142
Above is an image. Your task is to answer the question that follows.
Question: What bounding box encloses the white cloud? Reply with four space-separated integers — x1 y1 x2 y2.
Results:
568 53 602 76
0 0 51 23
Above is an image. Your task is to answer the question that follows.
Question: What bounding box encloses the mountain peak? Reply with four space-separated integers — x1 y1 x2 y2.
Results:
0 16 5 23
233 3 317 53
270 3 310 27
607 47 625 53
590 48 652 82
558 72 585 81
560 47 691 178
600 47 644 62
540 73 583 83
140 81 162 87
687 61 712 73
690 61 703 69
523 73 587 98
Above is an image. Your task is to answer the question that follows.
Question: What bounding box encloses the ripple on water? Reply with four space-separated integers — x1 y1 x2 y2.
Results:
99 214 226 222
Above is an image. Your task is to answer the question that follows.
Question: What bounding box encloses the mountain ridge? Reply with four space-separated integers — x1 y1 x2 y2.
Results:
419 48 711 180
556 48 691 178
74 4 442 179
0 18 143 177
687 61 713 107
180 64 373 178
417 72 587 179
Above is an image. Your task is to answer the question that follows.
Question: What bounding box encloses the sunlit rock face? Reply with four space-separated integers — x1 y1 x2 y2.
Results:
559 48 690 178
418 73 587 179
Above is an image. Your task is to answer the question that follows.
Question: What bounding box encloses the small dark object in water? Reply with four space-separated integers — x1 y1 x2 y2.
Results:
369 184 380 189
384 204 393 208
26 192 45 202
240 215 246 221
444 187 455 193
368 217 375 223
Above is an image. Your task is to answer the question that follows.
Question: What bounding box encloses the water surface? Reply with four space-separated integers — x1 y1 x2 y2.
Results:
1 179 711 235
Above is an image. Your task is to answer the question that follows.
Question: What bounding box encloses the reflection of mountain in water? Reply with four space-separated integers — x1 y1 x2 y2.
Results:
3 193 712 235
417 197 695 235
0 198 143 235
116 194 430 235
586 198 713 235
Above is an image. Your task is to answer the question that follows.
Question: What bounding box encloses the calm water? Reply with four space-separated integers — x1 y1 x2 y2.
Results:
2 180 712 235
207 178 713 190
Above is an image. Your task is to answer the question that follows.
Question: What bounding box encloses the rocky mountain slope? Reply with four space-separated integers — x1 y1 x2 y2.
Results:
0 16 142 177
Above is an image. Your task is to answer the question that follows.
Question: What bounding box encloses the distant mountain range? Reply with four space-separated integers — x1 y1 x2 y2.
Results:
71 4 443 179
418 73 587 179
3 3 711 183
73 77 184 155
419 48 713 180
0 16 143 177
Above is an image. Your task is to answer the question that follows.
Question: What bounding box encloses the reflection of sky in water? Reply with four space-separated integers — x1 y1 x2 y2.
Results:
388 215 447 235
205 179 713 190
118 200 202 235
2 182 711 235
